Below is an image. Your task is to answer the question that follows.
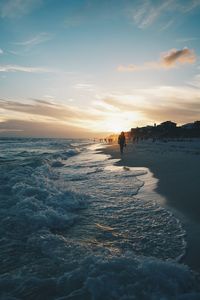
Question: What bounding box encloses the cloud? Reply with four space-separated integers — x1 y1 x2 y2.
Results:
176 37 199 43
129 0 200 29
97 86 200 125
1 84 200 135
179 0 200 12
161 48 196 67
0 119 93 138
118 48 196 72
0 48 3 54
73 83 95 92
0 64 51 73
10 33 53 56
159 20 174 32
102 97 139 112
14 32 53 48
0 0 42 18
188 74 200 88
141 101 200 124
0 98 105 129
118 62 159 72
131 0 173 29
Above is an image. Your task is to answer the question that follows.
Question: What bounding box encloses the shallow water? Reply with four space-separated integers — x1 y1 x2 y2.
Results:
0 138 199 299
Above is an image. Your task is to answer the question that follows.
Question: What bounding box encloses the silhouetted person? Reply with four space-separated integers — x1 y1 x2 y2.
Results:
118 131 126 154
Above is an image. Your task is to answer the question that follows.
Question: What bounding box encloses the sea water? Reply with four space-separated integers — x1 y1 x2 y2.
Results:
0 138 199 300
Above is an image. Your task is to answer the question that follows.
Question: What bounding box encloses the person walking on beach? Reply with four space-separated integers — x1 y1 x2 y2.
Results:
118 131 126 154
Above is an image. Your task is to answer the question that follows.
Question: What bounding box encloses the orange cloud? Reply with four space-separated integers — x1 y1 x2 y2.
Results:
118 48 196 72
161 48 196 67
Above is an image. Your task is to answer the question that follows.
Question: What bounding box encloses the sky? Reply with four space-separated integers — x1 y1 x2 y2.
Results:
0 0 200 138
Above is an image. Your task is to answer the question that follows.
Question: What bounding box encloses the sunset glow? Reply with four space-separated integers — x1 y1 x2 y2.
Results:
0 1 200 137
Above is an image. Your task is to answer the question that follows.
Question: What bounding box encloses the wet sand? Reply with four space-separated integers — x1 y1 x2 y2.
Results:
101 140 200 273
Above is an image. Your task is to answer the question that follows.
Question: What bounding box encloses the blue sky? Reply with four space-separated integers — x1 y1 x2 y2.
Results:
0 0 200 137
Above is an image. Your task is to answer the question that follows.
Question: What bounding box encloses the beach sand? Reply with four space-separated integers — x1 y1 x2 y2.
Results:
101 140 200 273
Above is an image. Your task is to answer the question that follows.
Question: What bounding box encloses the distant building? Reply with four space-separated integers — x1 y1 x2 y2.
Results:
181 123 194 129
182 121 200 129
129 120 200 139
193 121 200 129
159 121 177 129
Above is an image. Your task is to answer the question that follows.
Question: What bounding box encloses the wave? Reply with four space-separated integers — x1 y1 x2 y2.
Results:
0 138 199 299
0 254 199 300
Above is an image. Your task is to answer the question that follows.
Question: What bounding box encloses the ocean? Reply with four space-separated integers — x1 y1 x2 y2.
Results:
0 138 199 300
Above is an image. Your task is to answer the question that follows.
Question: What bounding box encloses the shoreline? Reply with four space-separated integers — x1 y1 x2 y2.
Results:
100 141 200 273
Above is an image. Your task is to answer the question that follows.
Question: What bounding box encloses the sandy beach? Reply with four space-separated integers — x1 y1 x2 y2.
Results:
101 139 200 273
